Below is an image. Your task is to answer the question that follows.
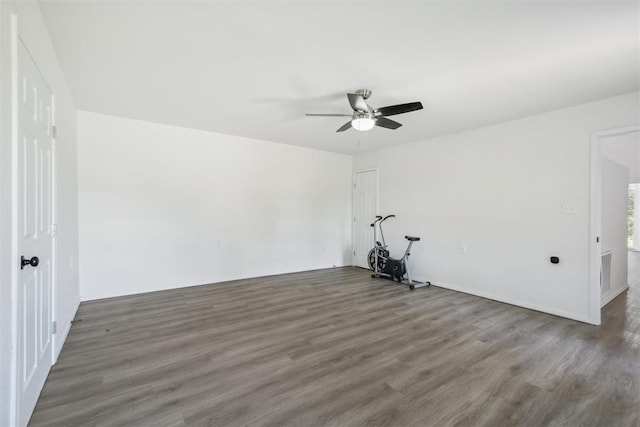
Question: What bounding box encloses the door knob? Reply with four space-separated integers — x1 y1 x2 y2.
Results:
21 256 39 270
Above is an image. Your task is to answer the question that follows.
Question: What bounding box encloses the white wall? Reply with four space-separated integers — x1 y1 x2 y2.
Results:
354 92 640 323
0 1 80 426
600 131 640 183
600 157 629 305
77 111 352 300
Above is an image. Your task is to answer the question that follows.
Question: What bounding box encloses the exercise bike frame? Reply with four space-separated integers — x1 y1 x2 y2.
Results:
369 215 430 290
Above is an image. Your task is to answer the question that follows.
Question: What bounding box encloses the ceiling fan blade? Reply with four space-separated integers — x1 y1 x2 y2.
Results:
375 102 423 117
347 93 371 112
336 121 352 132
375 117 402 130
305 113 352 117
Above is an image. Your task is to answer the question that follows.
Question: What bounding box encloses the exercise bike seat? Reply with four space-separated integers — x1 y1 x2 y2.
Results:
405 236 420 241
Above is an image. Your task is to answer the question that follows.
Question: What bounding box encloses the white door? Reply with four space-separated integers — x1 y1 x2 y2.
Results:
353 170 377 268
16 37 55 426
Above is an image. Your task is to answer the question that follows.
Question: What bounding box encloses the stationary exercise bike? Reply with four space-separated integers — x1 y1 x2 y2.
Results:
368 215 430 290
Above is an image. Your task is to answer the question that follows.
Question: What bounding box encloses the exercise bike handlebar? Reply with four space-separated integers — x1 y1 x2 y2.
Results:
370 214 395 227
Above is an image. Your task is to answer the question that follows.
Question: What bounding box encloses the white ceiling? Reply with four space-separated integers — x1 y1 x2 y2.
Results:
39 0 639 154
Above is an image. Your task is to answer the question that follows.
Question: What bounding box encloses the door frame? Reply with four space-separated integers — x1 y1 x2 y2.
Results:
589 124 640 324
10 13 58 426
352 167 378 267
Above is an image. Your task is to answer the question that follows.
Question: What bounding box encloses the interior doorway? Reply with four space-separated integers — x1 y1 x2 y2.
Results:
595 126 640 312
628 183 640 289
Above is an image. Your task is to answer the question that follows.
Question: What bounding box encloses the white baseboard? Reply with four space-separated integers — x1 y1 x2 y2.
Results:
601 285 629 308
429 280 594 325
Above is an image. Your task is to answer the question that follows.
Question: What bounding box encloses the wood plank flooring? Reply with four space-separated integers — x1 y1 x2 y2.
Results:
30 267 640 426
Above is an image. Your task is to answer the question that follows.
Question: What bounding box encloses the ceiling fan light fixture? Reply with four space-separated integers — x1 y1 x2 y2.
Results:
352 114 375 131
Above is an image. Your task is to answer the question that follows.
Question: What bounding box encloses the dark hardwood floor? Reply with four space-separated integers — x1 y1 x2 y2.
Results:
30 267 640 426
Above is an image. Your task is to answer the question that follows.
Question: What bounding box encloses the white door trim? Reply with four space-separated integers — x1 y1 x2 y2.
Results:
50 80 58 365
589 124 640 324
352 167 378 267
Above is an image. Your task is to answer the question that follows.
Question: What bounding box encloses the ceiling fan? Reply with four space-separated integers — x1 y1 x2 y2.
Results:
305 89 423 132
